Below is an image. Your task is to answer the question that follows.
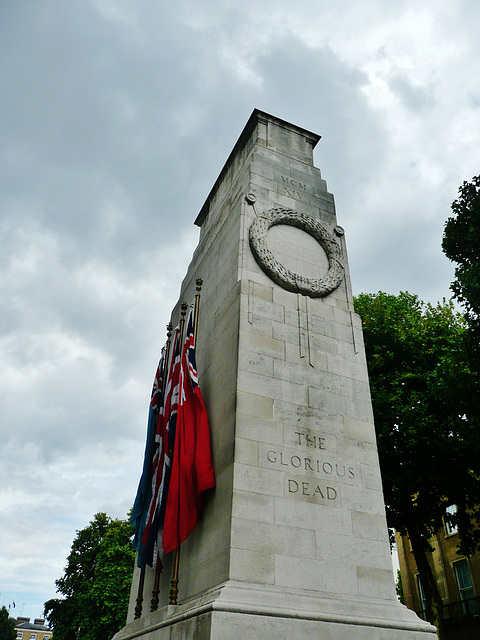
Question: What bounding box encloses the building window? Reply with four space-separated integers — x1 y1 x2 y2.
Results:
416 574 427 617
29 635 37 640
445 504 458 535
453 558 478 614
16 633 23 639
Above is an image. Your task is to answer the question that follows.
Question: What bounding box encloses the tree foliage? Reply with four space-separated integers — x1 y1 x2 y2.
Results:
395 570 405 605
354 291 480 634
0 606 16 640
442 175 480 347
44 513 135 640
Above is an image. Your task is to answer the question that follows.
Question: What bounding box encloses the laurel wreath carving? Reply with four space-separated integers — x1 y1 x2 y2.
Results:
249 207 344 297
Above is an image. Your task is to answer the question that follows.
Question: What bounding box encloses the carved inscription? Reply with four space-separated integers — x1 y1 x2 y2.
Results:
261 427 357 506
295 431 326 449
285 187 303 200
281 175 308 191
266 450 354 479
287 478 338 501
280 175 309 200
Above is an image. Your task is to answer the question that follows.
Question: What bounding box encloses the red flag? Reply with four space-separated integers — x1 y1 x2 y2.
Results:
163 302 215 553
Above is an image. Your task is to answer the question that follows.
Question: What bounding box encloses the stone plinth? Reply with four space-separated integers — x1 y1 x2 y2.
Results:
114 110 437 639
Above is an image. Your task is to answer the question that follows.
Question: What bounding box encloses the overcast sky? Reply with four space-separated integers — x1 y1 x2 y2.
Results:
1 0 479 622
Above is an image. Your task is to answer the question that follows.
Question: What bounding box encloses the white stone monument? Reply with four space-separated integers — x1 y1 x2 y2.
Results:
115 110 437 639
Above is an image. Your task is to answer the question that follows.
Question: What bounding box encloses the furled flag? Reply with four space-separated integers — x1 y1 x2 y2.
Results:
141 326 182 565
131 349 165 568
163 302 215 554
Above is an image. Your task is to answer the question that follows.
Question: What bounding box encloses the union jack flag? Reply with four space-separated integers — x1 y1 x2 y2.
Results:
163 302 215 553
141 326 181 566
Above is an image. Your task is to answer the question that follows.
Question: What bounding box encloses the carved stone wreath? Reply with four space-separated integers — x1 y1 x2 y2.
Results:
248 207 344 297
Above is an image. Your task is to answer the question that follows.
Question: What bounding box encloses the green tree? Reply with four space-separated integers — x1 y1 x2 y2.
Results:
44 513 135 640
396 570 405 605
354 291 480 639
442 175 480 347
0 606 16 640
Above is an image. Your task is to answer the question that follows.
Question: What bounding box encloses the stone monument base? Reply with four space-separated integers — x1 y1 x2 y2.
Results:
113 581 436 640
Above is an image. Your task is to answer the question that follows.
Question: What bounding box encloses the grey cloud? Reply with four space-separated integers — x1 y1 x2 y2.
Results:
389 73 436 112
1 0 479 622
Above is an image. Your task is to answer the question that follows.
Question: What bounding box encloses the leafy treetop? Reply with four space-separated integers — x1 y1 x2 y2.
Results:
355 291 480 636
0 606 16 640
354 291 480 554
442 175 480 345
44 513 135 640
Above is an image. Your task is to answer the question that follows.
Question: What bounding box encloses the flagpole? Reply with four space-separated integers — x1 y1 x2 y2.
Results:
168 281 203 606
149 323 174 613
150 545 160 613
134 323 173 620
168 301 189 605
134 565 145 619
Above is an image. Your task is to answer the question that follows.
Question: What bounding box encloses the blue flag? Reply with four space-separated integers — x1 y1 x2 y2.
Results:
131 350 164 568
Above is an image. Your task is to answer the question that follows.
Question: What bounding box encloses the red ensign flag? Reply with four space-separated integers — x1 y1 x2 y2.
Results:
163 302 215 553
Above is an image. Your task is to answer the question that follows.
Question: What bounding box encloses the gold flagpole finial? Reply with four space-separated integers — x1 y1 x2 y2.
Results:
179 303 188 339
193 278 203 343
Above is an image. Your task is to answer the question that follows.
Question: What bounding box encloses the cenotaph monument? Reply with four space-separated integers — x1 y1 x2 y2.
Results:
114 110 437 639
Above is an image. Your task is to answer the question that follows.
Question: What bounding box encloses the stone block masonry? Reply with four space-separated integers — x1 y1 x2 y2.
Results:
114 110 436 640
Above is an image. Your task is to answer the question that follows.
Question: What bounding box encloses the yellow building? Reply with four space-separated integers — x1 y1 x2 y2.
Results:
397 507 480 640
14 617 52 640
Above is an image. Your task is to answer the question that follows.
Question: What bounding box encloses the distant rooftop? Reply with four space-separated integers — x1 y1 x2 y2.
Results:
14 616 50 631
